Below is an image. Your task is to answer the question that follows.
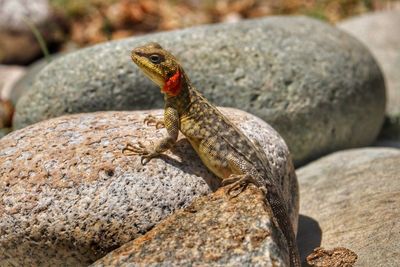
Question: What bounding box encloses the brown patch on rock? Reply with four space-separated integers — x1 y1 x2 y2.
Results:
307 247 357 267
91 185 289 266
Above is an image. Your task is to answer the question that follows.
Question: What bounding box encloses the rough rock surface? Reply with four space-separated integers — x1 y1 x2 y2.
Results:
338 11 400 142
13 16 386 166
306 247 358 267
91 185 290 267
297 148 400 266
0 108 298 266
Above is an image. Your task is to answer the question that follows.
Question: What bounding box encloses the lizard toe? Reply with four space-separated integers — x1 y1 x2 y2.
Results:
226 182 248 199
144 115 165 129
143 114 157 124
155 121 165 129
122 142 150 156
140 153 159 165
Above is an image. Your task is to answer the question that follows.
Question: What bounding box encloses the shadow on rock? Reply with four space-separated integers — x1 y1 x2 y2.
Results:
160 138 221 191
297 214 322 263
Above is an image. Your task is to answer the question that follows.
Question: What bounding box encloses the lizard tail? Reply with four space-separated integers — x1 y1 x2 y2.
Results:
268 190 301 267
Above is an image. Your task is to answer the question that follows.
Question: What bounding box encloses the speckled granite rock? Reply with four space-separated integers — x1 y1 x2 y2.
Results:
297 148 400 266
13 16 386 166
0 108 298 266
338 11 400 142
91 185 290 267
306 247 358 267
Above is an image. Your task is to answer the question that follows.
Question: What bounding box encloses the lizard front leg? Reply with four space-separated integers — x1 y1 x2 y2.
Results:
123 106 179 165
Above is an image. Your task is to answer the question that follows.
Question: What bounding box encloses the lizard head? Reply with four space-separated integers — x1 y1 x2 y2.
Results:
131 42 183 96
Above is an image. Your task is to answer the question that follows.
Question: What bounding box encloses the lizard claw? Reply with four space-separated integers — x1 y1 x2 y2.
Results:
122 142 159 165
140 154 158 165
221 176 240 186
144 114 165 129
226 181 248 198
223 174 255 199
122 142 149 156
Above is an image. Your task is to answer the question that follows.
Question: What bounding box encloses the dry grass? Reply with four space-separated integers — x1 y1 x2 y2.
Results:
49 0 399 47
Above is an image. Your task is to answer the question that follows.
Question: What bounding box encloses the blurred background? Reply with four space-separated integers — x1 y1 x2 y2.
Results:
0 0 399 132
1 0 399 65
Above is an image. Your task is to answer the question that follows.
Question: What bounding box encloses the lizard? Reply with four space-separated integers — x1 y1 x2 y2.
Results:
123 42 301 267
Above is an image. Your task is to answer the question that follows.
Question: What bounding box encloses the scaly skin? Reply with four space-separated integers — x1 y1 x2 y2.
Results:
123 42 301 267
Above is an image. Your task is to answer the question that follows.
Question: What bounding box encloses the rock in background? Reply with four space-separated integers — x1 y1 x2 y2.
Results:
8 55 61 106
297 148 400 266
0 0 65 64
13 16 386 166
0 108 298 266
338 10 400 142
0 65 26 100
0 65 21 137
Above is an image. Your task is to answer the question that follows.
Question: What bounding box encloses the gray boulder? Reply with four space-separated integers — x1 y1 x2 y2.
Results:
13 16 386 166
297 147 400 266
0 108 298 266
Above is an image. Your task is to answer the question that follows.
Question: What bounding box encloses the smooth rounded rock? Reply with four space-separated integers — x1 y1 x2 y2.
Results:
0 108 298 266
338 10 400 116
338 11 400 142
297 147 400 266
13 16 386 166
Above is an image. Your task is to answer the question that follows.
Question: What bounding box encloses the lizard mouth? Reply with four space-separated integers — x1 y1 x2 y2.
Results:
131 51 165 88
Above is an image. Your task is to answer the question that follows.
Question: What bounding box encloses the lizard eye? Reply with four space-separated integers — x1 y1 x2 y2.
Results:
149 54 162 64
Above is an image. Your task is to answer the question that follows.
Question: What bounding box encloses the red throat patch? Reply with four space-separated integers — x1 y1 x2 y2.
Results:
162 70 181 96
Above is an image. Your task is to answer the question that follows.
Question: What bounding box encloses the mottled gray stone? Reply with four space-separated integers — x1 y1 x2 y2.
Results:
0 108 298 266
91 186 289 267
13 16 386 166
297 147 400 266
